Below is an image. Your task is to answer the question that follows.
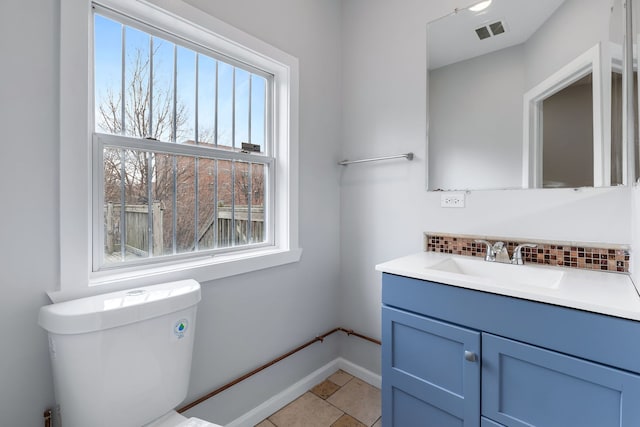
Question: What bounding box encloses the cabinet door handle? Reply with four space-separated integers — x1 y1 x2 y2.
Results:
464 351 477 362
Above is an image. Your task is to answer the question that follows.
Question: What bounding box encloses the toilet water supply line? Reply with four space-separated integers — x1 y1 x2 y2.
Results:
44 409 51 427
177 327 381 414
41 327 380 425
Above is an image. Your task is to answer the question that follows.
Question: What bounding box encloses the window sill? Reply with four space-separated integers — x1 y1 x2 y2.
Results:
48 247 302 303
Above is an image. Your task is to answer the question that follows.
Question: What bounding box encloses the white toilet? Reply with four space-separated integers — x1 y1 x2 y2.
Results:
38 279 222 427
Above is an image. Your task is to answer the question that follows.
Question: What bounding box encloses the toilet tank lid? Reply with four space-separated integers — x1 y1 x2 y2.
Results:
38 280 201 335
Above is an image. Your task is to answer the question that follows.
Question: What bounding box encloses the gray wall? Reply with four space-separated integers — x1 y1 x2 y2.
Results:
339 0 631 376
524 0 612 90
0 1 59 425
543 80 594 187
180 1 344 422
0 0 634 426
429 45 524 190
0 0 343 425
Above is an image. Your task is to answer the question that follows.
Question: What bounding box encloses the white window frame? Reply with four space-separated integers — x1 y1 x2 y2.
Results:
55 0 300 301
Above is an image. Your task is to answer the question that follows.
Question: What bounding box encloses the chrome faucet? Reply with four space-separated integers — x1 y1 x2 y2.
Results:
511 243 537 265
475 240 537 265
475 240 510 263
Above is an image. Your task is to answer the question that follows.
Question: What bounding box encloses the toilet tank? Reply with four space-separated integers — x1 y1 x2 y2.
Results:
38 280 201 427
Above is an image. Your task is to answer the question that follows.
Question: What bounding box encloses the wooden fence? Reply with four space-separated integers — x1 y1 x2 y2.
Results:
105 203 264 257
105 202 163 257
208 206 265 247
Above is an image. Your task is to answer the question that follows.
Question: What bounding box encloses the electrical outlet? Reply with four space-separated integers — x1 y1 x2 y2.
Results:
440 193 465 208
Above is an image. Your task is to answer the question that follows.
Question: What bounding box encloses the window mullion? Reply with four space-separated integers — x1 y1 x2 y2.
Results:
195 54 199 144
148 36 154 138
172 155 177 254
248 74 252 143
248 163 253 243
172 44 178 254
214 61 219 147
231 161 236 245
194 54 200 251
147 152 154 257
247 76 252 243
119 149 126 260
120 24 126 134
213 60 219 248
172 45 177 142
147 36 154 257
231 67 236 245
232 67 236 149
264 75 269 156
213 159 218 248
194 158 199 251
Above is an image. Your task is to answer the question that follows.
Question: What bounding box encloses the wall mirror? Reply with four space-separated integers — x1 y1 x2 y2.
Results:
427 0 627 191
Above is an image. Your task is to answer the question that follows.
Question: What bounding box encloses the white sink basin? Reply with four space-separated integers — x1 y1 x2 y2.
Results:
427 257 564 289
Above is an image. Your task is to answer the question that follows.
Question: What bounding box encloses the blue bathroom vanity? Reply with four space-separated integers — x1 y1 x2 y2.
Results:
377 253 640 427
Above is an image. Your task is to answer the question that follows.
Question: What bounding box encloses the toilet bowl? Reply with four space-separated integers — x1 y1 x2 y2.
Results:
39 280 221 427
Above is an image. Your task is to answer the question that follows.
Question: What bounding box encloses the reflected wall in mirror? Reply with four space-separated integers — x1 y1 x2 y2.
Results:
542 74 594 188
427 0 626 191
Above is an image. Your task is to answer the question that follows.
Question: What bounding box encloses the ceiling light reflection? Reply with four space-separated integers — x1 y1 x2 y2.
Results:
469 0 492 12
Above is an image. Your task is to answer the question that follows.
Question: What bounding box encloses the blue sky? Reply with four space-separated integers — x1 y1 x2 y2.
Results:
94 13 266 151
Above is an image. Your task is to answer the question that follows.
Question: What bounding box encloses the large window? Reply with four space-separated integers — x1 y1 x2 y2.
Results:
56 0 299 296
93 9 273 270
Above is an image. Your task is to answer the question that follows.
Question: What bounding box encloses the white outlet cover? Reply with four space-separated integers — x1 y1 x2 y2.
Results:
440 193 465 208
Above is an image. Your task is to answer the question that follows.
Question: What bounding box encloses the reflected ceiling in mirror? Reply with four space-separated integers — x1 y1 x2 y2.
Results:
427 0 625 191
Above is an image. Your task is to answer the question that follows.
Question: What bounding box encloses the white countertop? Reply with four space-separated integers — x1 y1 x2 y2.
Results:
376 252 640 321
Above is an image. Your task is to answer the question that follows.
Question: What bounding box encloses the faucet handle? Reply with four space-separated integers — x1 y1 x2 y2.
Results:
511 243 537 265
492 241 505 251
474 239 495 261
492 241 511 263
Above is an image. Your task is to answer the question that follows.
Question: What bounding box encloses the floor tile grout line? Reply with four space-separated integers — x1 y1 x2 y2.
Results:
322 380 376 427
317 377 352 424
265 390 346 427
257 370 380 427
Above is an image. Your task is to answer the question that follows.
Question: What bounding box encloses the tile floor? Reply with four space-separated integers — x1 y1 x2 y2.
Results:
255 370 381 427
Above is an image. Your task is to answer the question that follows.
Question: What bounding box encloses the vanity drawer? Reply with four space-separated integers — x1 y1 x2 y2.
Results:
482 333 640 427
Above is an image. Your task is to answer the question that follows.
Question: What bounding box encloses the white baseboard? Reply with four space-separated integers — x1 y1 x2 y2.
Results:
225 357 381 427
335 357 381 389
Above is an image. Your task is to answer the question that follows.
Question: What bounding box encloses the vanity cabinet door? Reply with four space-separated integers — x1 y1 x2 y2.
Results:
482 333 640 427
382 306 481 427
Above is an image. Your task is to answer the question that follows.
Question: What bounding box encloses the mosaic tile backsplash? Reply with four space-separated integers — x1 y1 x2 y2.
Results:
425 233 630 273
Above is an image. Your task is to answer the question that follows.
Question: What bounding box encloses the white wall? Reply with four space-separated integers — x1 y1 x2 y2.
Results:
0 0 635 425
429 45 524 190
0 1 59 425
524 0 612 90
176 1 344 422
0 0 343 425
339 0 633 374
